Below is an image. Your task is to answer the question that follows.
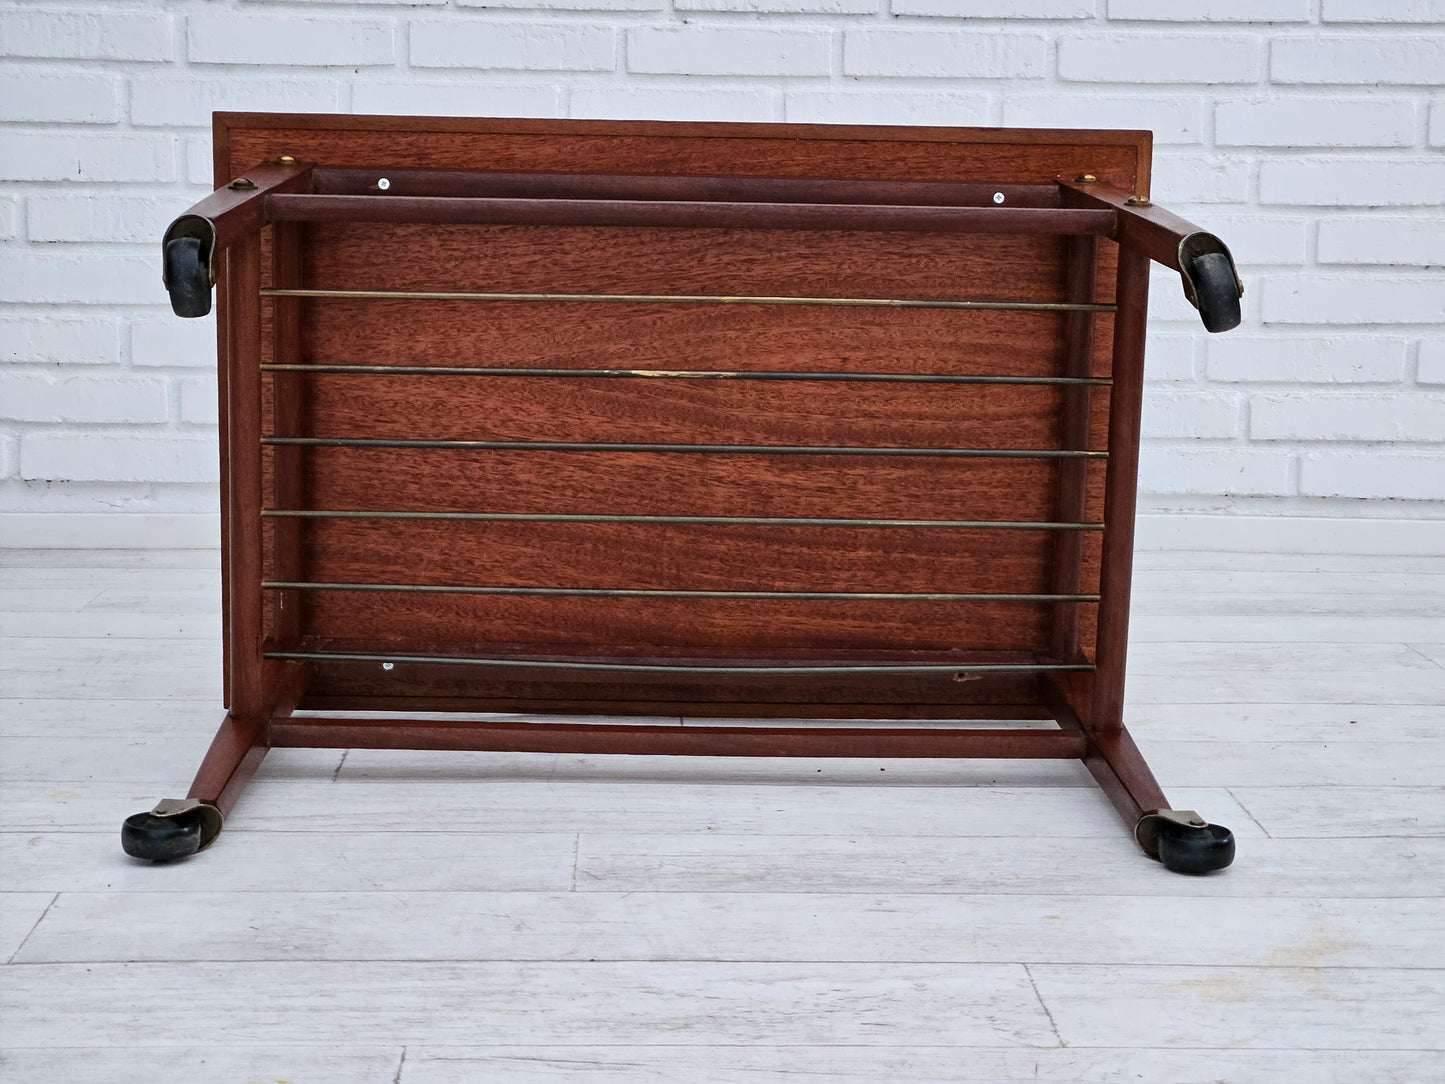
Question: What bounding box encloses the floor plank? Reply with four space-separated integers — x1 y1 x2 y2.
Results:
1127 641 1440 673
398 1045 1445 1084
1132 551 1445 574
1409 643 1445 668
1129 614 1445 644
0 892 53 963
3 544 1444 1069
573 834 1445 898
1138 740 1445 788
0 1048 401 1084
1232 786 1445 838
0 961 1057 1047
0 775 1258 839
1134 569 1445 596
0 698 226 738
15 891 1439 969
1127 671 1445 705
0 831 577 894
1032 963 1445 1050
1123 703 1445 742
0 611 219 638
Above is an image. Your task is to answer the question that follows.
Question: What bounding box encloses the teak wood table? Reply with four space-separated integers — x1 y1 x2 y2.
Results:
125 114 1244 874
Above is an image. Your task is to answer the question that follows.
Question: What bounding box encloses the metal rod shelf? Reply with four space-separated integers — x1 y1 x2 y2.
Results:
260 437 1107 459
261 509 1106 531
260 287 1117 314
262 581 1101 602
264 649 1097 676
260 363 1113 387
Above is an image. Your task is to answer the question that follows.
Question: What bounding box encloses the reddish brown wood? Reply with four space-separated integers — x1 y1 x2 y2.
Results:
1090 245 1151 734
1049 234 1099 661
1061 181 1215 270
298 447 1097 522
267 192 1116 237
269 222 306 649
300 301 1075 377
140 115 1244 852
311 166 1064 207
219 115 1150 200
172 158 310 251
225 235 265 722
1042 677 1167 823
186 713 267 818
301 222 1075 300
269 717 1087 759
298 374 1080 450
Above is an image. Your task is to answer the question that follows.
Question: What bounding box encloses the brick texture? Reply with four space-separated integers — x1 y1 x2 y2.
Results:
1271 36 1445 84
130 79 345 128
0 9 173 62
188 15 397 67
0 375 168 425
1251 394 1445 441
0 2 1440 518
844 31 1047 78
1259 159 1445 206
412 22 614 71
0 73 120 124
1215 98 1416 148
1058 35 1260 83
629 28 831 77
1301 453 1445 501
1317 217 1445 266
1110 0 1311 19
1420 340 1445 384
1206 336 1409 384
1324 0 1445 20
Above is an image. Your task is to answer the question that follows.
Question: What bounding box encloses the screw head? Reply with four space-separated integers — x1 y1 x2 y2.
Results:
278 155 296 164
377 177 391 191
1075 173 1099 184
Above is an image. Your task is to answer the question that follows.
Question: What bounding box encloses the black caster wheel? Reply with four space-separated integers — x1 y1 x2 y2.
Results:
1135 810 1235 875
121 799 223 862
1188 251 1241 333
163 235 211 318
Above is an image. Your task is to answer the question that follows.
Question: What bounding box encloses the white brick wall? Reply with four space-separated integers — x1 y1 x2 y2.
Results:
0 1 1441 524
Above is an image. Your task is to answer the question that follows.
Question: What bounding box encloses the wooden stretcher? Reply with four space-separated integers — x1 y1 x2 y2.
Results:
124 113 1243 873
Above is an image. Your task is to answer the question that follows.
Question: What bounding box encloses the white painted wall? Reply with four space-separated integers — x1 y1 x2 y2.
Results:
2 1 1443 539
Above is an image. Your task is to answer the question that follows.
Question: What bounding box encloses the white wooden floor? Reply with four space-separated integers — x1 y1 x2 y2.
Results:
2 546 1444 1083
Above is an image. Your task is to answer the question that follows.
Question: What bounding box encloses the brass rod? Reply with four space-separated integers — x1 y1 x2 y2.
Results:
261 581 1100 603
260 287 1117 313
260 363 1112 387
259 437 1107 459
263 649 1097 676
260 509 1105 531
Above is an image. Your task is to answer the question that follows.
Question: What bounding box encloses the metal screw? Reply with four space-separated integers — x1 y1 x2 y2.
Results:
1127 195 1152 206
278 155 296 164
228 178 256 190
382 662 394 671
1075 173 1099 184
378 177 391 191
992 192 1005 204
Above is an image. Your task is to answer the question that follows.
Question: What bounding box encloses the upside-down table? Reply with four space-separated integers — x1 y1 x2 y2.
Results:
124 114 1243 873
